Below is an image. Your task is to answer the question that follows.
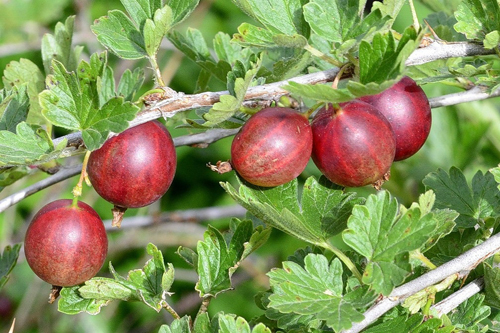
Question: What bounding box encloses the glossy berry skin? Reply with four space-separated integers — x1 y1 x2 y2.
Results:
231 107 312 187
87 120 176 208
311 101 396 187
24 199 108 287
359 76 432 161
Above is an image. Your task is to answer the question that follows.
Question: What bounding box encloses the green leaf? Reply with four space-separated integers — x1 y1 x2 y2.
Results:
303 0 390 46
283 82 355 104
0 85 30 132
268 254 376 332
176 246 198 268
196 220 271 297
423 11 465 42
0 244 21 290
77 277 138 301
39 58 139 151
371 0 406 19
169 29 232 82
120 0 162 29
0 122 66 167
202 55 262 127
484 262 500 308
484 30 500 48
2 59 45 124
144 6 174 57
303 0 348 43
343 191 438 295
301 176 364 239
233 23 275 48
193 312 210 332
58 286 110 315
454 0 500 42
423 167 500 228
363 316 407 333
127 243 174 311
167 0 200 25
0 167 29 191
65 244 175 314
401 191 458 252
214 32 247 66
92 10 147 59
158 316 192 333
218 314 272 333
357 27 418 85
117 68 145 101
448 293 491 329
269 51 312 81
221 176 360 247
231 0 307 36
42 16 82 74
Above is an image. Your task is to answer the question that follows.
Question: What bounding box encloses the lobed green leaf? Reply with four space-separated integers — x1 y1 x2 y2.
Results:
39 57 140 151
343 191 438 295
423 167 500 228
41 16 82 74
195 219 271 297
0 122 66 167
268 254 376 332
2 59 45 124
58 286 110 315
221 176 361 248
454 0 500 46
91 10 147 59
60 243 175 315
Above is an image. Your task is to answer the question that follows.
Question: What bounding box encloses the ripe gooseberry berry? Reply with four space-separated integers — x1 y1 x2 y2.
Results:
24 199 108 287
230 107 313 187
359 76 432 161
311 101 396 187
87 120 176 208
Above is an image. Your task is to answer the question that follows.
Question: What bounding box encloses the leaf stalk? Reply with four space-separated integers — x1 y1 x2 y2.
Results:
325 241 363 283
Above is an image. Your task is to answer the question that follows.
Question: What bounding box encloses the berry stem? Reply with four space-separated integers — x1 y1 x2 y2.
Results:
163 302 181 320
325 241 363 283
303 102 324 119
331 63 350 89
410 250 437 270
198 297 211 315
303 44 344 68
408 0 420 31
71 150 91 208
148 56 166 87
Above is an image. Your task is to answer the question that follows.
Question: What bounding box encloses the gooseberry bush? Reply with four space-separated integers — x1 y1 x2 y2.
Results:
3 0 500 332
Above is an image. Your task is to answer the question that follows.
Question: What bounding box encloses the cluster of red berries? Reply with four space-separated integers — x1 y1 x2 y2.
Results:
23 77 430 288
231 76 432 188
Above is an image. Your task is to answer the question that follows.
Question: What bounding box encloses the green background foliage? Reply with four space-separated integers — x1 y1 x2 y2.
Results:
1 0 500 332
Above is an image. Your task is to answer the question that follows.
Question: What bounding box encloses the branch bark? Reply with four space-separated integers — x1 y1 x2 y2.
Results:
50 40 497 156
2 40 500 212
342 232 500 333
430 277 485 317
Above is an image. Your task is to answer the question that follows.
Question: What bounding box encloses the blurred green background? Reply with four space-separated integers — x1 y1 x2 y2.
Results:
0 0 499 332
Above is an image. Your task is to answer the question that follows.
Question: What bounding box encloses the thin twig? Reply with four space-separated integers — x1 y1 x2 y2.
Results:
430 277 485 317
103 205 246 230
0 165 82 213
341 232 500 333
